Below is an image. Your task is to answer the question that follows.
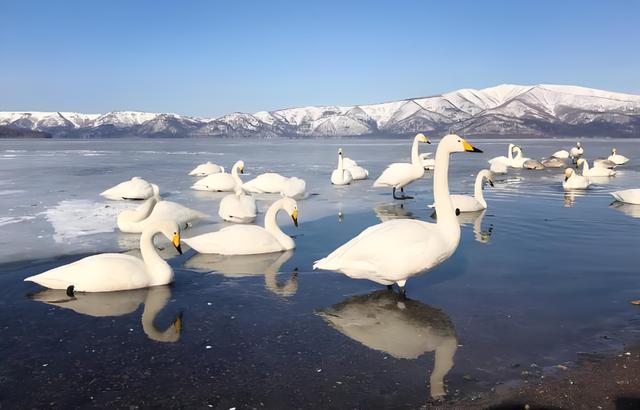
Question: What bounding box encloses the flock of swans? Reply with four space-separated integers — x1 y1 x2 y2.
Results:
24 134 638 301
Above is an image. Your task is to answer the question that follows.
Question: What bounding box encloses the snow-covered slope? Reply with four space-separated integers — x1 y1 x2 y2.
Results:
1 84 639 138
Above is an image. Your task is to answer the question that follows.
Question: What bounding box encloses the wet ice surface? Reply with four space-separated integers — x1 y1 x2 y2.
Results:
1 137 640 408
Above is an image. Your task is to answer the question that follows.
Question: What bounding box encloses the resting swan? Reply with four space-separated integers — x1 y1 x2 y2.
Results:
243 173 307 199
100 177 159 201
183 198 298 255
314 134 483 295
552 149 570 159
577 159 616 177
191 160 244 192
562 168 590 190
25 220 182 292
608 148 629 165
331 149 353 185
218 185 257 223
488 143 515 166
373 133 430 199
188 161 224 176
611 189 640 205
117 197 207 233
448 169 494 212
341 155 369 180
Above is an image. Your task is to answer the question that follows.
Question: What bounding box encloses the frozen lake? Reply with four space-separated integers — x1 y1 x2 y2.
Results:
1 137 639 408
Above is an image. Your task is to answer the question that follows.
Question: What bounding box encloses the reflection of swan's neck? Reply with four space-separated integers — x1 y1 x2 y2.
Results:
265 270 298 297
433 147 459 239
264 199 294 250
411 137 421 168
140 228 173 286
141 286 180 343
430 336 457 398
117 197 158 230
474 172 488 209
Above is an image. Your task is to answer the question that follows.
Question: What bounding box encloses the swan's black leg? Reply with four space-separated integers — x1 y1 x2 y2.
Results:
392 187 401 200
386 284 393 290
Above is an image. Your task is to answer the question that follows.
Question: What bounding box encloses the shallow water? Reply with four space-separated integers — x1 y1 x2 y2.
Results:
0 137 639 408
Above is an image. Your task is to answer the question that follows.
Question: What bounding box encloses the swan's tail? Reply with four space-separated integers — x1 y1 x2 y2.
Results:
610 192 623 202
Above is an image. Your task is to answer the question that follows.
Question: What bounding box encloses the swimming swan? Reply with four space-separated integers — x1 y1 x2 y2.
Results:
577 158 616 177
218 185 257 223
314 134 483 294
191 160 244 192
25 220 183 292
331 148 354 185
373 133 431 199
183 197 298 255
100 177 159 201
117 197 208 233
449 169 494 212
611 189 640 205
189 161 224 176
562 168 590 190
608 148 629 165
594 158 617 169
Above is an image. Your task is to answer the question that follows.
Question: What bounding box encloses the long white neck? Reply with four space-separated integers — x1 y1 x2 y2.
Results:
140 228 173 287
338 152 344 172
473 173 488 209
580 160 589 175
433 146 460 241
507 144 514 161
231 164 243 188
513 148 523 160
411 137 422 168
264 200 295 250
117 197 158 231
141 286 180 342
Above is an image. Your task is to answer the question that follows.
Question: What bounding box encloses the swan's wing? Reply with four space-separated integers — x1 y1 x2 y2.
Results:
149 201 208 224
243 173 287 193
373 163 413 187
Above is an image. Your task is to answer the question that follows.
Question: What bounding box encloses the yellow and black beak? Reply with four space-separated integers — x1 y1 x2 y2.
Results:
488 180 494 187
292 209 298 227
172 233 182 255
240 167 244 174
462 140 483 153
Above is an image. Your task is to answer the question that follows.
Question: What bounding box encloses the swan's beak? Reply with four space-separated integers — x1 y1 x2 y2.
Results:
292 209 299 227
488 180 494 187
172 233 183 255
462 140 483 153
240 167 244 174
419 134 431 144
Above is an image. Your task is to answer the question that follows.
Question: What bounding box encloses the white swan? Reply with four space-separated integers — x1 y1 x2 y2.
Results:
100 177 159 201
552 149 570 159
488 143 515 166
577 159 616 177
449 169 494 212
117 197 207 233
569 142 584 161
280 177 307 199
608 148 630 165
562 168 590 190
218 185 257 223
191 160 244 192
594 158 617 169
541 156 568 168
611 189 640 205
314 134 483 294
183 198 298 255
243 173 307 199
420 153 435 171
29 286 182 343
188 161 224 176
489 161 507 174
317 290 457 399
340 155 369 180
510 146 535 168
331 148 354 185
25 220 182 292
373 133 430 199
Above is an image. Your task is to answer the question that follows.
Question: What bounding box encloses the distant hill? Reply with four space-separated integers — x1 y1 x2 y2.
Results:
2 84 639 138
0 125 51 138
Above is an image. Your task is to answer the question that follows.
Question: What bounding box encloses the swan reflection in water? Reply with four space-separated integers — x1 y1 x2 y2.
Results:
29 285 182 343
563 191 586 208
317 290 457 399
184 250 297 297
373 202 414 222
610 201 640 218
430 209 492 244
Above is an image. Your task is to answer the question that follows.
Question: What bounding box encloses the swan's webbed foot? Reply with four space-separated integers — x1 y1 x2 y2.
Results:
66 285 75 297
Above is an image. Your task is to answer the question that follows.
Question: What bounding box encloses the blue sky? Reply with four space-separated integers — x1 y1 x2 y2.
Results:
1 0 639 117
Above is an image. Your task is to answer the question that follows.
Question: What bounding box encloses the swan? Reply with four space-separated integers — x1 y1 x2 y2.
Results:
24 220 182 292
510 146 540 169
608 148 630 165
611 189 640 205
117 197 207 233
420 153 435 171
552 149 570 159
188 161 224 176
29 286 182 343
562 168 590 190
342 157 359 168
316 290 457 399
339 153 369 180
448 169 494 212
280 177 307 199
331 148 354 185
373 133 431 199
488 143 515 166
576 159 616 177
100 177 159 201
594 158 617 169
218 185 257 223
489 161 507 174
314 134 483 294
243 173 307 198
541 156 568 168
191 160 244 192
183 197 298 255
569 142 584 161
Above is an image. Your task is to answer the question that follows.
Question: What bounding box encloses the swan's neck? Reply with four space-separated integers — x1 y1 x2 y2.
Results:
141 287 180 342
513 149 522 160
580 161 589 174
338 153 344 172
433 148 460 239
231 165 242 187
140 230 173 286
264 203 294 250
411 138 421 168
508 144 514 161
117 197 158 231
473 174 487 209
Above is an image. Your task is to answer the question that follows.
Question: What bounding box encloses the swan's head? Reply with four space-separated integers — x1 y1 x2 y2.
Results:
280 197 299 227
612 148 617 154
576 142 581 148
564 168 575 181
233 160 245 174
156 220 182 255
439 134 482 154
338 148 343 156
512 146 522 154
415 133 431 144
479 169 494 187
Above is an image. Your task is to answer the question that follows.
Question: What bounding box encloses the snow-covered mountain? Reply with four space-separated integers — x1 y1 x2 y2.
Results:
2 84 639 138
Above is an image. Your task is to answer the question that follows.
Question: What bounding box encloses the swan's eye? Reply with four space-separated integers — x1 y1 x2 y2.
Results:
457 139 461 142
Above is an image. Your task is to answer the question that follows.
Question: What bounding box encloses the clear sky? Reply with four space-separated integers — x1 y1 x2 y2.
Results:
1 0 639 117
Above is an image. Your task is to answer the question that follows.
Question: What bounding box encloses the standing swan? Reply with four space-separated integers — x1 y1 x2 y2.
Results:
449 169 494 212
373 133 431 199
24 220 183 292
314 135 483 295
331 148 353 186
183 198 298 255
191 160 244 192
